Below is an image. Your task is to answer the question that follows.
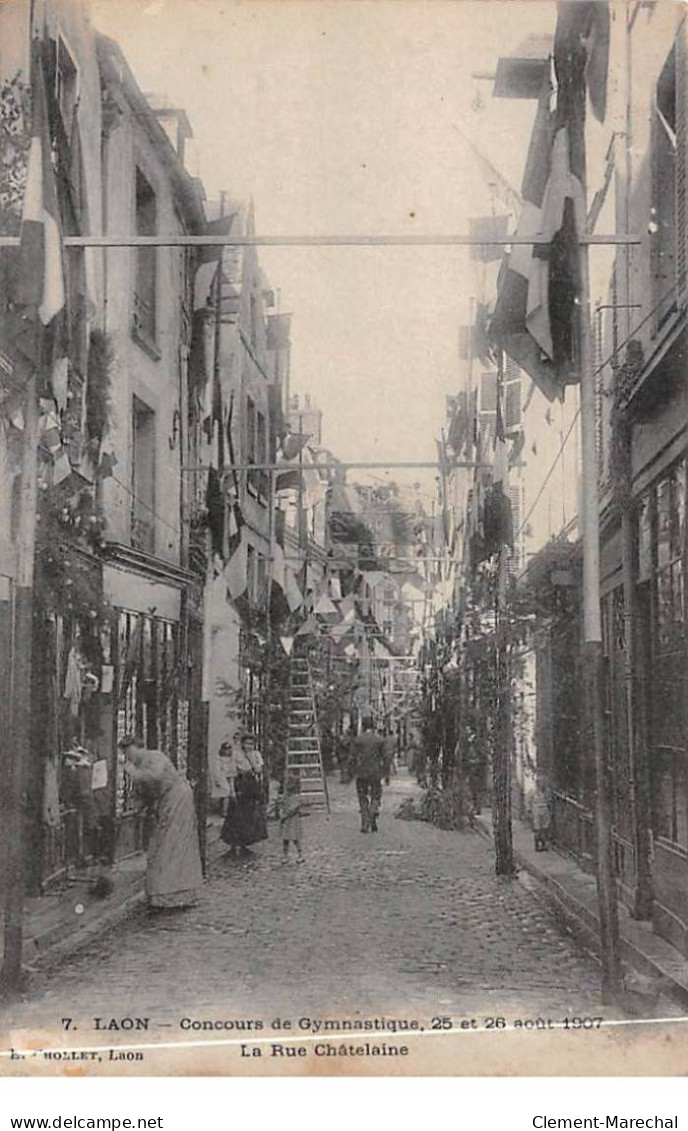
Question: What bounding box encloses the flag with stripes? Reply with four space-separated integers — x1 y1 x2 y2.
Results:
3 43 65 377
490 1 609 403
188 215 234 408
223 499 248 601
18 43 65 327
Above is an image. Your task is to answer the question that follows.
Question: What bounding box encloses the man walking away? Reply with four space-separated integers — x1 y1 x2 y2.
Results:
351 717 386 833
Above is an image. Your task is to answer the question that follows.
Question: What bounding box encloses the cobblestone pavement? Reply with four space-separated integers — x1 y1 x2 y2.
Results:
3 773 609 1046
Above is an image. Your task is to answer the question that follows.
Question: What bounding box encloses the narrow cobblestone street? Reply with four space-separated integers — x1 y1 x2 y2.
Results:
4 775 609 1045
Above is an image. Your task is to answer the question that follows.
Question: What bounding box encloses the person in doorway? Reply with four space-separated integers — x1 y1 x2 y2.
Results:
350 717 386 833
121 735 203 911
279 769 305 863
220 731 268 856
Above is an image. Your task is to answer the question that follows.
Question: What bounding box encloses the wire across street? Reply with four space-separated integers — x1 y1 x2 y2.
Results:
0 233 642 248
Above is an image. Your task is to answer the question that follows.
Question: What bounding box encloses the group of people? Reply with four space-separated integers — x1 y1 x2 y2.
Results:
119 729 270 914
118 714 398 914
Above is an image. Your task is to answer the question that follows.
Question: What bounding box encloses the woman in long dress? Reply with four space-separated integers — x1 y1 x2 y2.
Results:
122 737 203 910
220 731 268 855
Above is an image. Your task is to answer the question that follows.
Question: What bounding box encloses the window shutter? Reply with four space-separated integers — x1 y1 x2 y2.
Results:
508 484 522 574
676 19 687 309
480 371 497 412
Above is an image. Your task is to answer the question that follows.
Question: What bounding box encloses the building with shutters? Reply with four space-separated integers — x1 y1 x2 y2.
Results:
460 1 688 959
587 3 688 949
0 1 214 886
202 201 291 797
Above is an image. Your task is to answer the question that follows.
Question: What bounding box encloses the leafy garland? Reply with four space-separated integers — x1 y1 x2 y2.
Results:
0 72 30 236
36 486 109 624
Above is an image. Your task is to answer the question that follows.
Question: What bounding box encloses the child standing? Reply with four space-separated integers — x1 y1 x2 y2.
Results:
280 770 305 863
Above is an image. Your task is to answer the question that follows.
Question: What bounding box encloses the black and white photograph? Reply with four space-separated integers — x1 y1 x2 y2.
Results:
0 0 687 1079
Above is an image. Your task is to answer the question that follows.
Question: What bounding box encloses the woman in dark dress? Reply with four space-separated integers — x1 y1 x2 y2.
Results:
220 732 268 855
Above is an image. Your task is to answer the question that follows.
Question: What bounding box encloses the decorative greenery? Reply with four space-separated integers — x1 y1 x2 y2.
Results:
610 340 643 511
36 486 109 625
0 72 30 236
395 780 471 830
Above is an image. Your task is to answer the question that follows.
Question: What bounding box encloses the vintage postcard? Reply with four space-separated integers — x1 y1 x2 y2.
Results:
1 0 688 1078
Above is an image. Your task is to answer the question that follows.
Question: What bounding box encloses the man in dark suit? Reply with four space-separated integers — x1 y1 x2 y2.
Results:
350 717 386 833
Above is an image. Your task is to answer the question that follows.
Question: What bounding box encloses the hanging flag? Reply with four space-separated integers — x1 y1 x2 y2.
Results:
280 636 294 657
557 1 610 126
18 44 64 325
447 391 468 457
269 482 302 616
269 540 295 624
282 432 311 461
224 530 248 602
314 593 339 620
435 436 451 474
339 595 356 622
271 538 286 592
493 390 508 487
223 501 247 601
473 302 494 367
2 42 65 381
491 1 609 403
296 615 319 638
284 565 303 613
189 215 234 408
489 83 561 403
508 429 526 466
482 388 514 555
205 467 225 559
330 622 352 643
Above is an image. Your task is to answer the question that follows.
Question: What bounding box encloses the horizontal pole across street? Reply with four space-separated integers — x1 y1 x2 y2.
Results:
183 461 496 471
0 233 642 248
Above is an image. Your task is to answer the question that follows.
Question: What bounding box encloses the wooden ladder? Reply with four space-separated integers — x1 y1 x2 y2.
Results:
284 653 330 814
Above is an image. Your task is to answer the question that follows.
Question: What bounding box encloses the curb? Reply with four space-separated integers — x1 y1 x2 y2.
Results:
20 826 226 976
473 815 688 1014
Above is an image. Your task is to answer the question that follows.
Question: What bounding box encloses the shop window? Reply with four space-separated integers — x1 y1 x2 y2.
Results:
133 168 158 347
646 458 688 848
131 396 156 554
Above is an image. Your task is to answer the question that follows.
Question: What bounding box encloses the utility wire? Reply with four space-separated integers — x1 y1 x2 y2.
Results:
111 473 182 537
